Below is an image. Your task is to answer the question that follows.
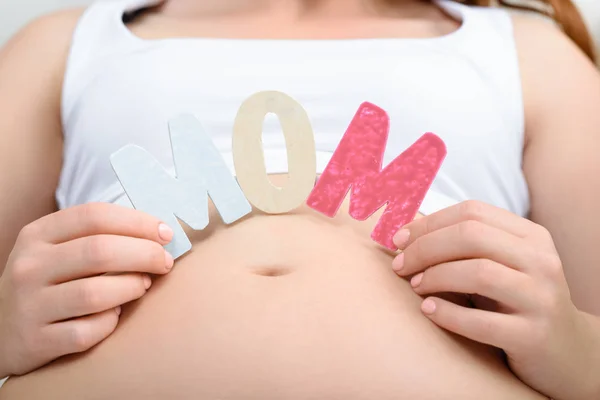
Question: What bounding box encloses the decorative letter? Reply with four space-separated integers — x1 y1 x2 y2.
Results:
306 102 446 250
232 91 317 214
111 114 252 259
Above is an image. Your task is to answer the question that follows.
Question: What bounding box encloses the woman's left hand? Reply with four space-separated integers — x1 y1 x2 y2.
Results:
392 200 600 400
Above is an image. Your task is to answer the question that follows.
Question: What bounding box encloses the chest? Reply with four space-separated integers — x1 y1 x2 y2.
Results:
66 43 518 163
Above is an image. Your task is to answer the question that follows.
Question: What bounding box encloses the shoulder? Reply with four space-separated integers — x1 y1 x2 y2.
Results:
0 8 86 81
0 8 87 118
509 13 600 138
3 8 85 53
511 12 595 68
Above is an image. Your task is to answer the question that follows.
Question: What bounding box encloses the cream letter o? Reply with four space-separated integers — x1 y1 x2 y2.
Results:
232 91 317 214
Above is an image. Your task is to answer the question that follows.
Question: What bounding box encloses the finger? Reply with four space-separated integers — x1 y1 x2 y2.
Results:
22 202 173 245
46 235 173 283
394 200 538 250
394 220 539 276
47 273 151 322
420 296 524 350
409 259 536 311
44 307 121 357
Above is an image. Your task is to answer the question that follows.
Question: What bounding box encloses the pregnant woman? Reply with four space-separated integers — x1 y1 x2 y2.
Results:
0 0 599 399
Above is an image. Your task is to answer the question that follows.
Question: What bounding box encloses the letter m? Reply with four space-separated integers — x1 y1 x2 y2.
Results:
306 103 446 250
110 114 251 259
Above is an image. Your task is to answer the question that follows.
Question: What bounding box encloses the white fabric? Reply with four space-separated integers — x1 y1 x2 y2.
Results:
56 0 529 217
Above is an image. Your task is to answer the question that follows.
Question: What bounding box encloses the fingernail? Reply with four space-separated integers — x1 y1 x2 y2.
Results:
392 253 405 272
115 306 122 316
393 229 410 249
158 223 174 243
422 299 436 315
165 250 174 270
143 274 152 290
411 273 423 288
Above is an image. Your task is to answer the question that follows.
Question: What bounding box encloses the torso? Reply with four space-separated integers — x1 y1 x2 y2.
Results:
1 179 545 399
0 1 544 398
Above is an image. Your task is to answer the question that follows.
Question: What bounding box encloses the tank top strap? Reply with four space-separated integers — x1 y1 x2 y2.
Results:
438 0 525 146
413 1 526 215
61 0 159 126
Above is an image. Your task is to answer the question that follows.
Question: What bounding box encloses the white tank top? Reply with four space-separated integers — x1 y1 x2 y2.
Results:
56 0 529 217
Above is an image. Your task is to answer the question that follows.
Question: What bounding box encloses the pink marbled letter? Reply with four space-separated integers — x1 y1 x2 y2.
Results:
306 102 447 250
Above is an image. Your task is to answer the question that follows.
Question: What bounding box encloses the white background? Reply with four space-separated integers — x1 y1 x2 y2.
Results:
0 0 597 387
0 0 599 54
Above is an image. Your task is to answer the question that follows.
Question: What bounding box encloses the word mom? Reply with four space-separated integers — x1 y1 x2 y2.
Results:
110 91 447 259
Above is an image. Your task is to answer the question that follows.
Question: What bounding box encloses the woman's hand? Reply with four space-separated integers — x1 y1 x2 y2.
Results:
392 200 600 400
0 203 175 378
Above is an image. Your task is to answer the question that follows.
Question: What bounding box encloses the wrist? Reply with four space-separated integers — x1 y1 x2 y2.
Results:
0 345 10 380
0 344 9 379
0 312 15 379
0 319 9 379
578 312 600 400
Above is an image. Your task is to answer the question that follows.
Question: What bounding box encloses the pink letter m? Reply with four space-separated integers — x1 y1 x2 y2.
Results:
306 102 447 250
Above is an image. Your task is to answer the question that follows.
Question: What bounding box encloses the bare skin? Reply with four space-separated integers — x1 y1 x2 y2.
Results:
0 0 599 399
1 190 547 400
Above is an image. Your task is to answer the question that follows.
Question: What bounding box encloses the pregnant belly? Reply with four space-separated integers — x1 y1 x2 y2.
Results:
0 178 546 400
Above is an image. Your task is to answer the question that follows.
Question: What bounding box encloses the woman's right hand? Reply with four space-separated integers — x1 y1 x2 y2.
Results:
0 203 175 377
